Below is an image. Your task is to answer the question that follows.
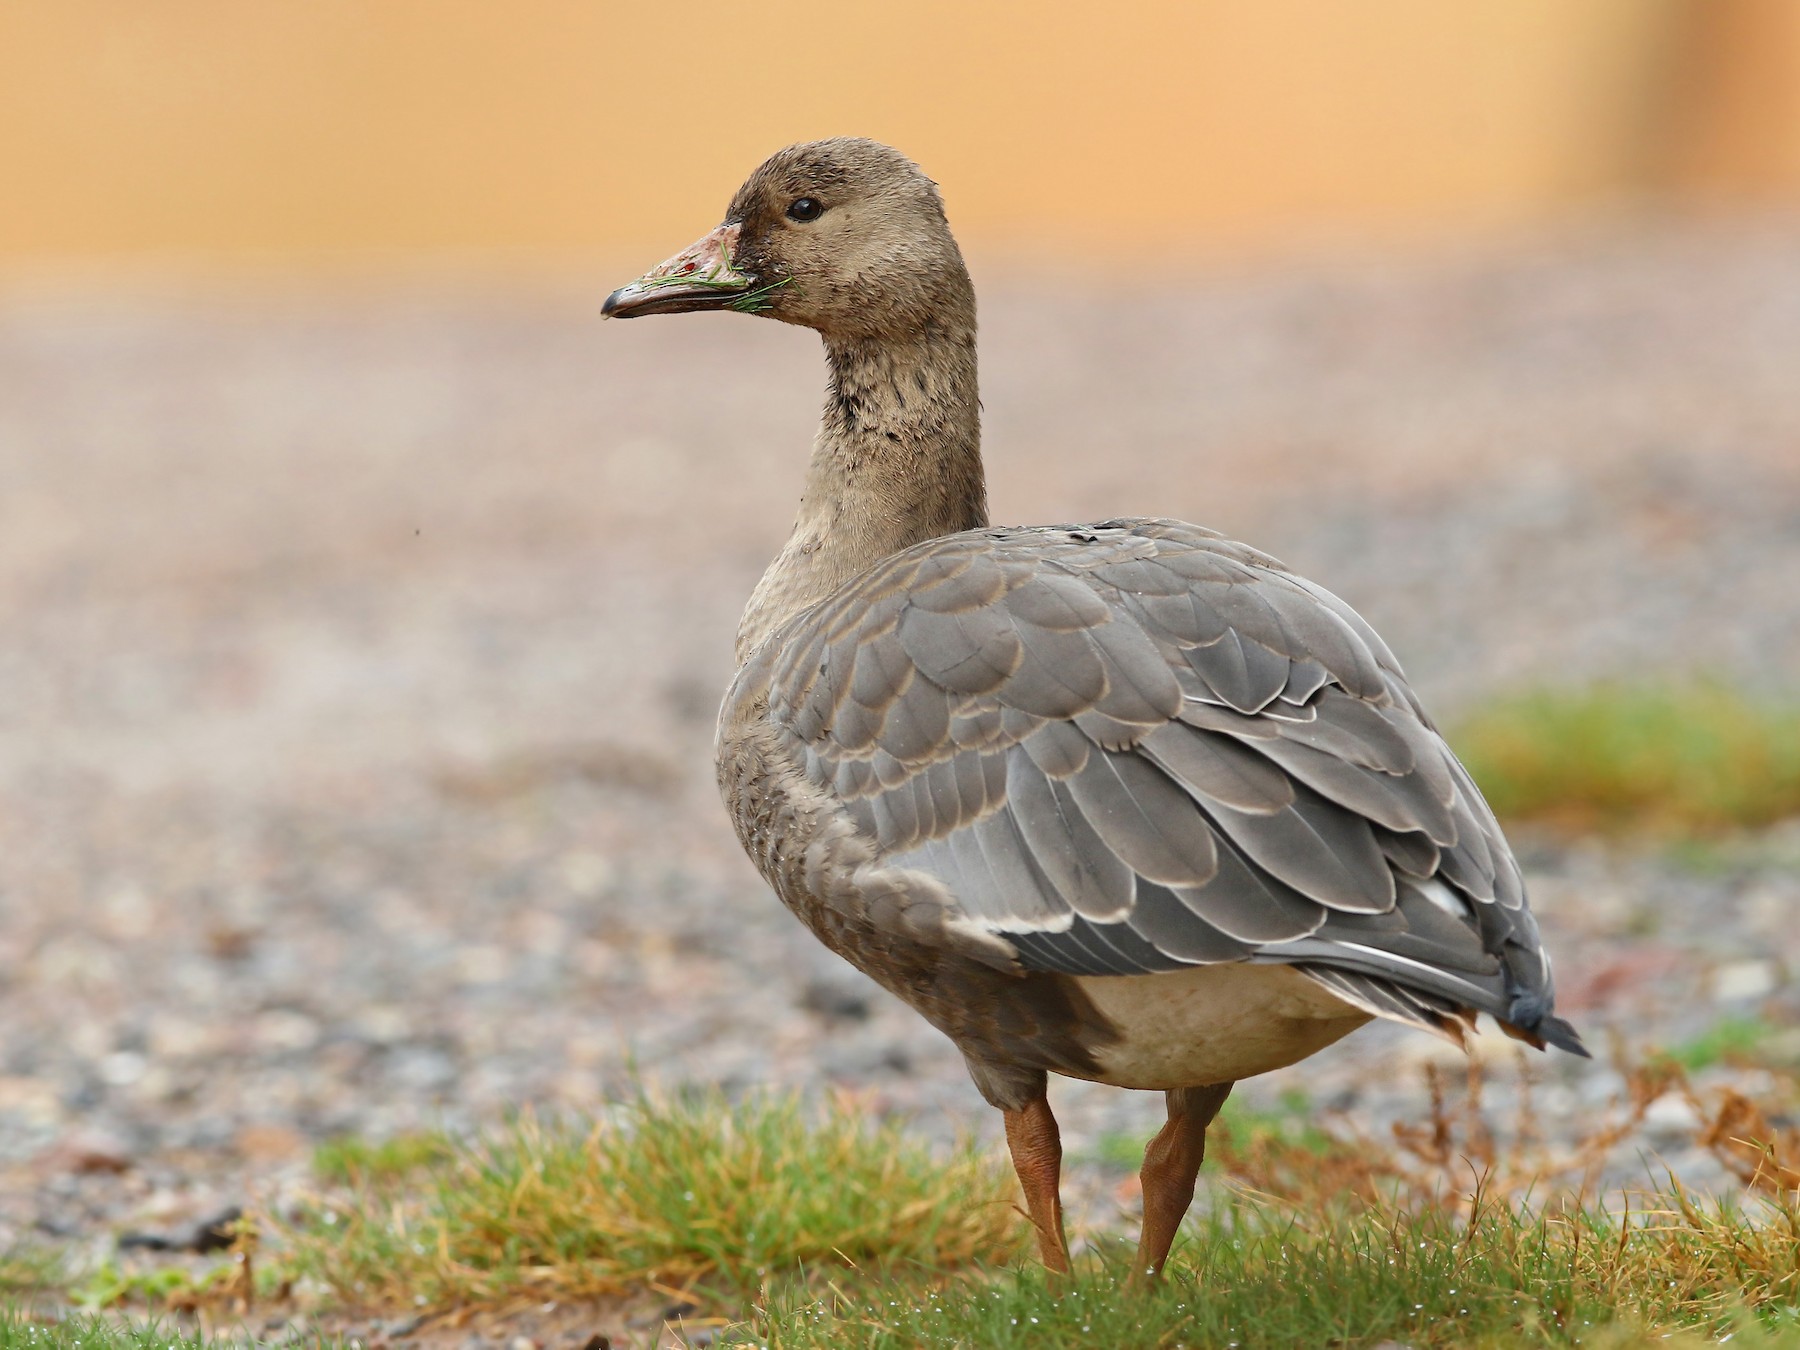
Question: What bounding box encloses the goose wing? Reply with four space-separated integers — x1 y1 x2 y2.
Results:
755 518 1583 1054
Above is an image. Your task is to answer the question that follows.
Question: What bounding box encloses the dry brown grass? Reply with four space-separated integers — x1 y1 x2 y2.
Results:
276 1086 1023 1312
1209 1052 1691 1214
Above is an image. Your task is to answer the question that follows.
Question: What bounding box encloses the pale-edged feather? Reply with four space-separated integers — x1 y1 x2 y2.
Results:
1005 751 1138 921
1119 878 1257 963
1064 749 1221 888
897 603 1022 695
1194 785 1394 913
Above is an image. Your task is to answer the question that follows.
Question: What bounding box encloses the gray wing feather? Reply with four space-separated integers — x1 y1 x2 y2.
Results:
1161 834 1325 943
897 604 1022 695
1193 789 1394 913
756 520 1582 1054
1138 722 1294 814
1004 751 1138 921
1125 880 1257 962
1064 750 1221 888
1295 966 1474 1042
1378 827 1442 879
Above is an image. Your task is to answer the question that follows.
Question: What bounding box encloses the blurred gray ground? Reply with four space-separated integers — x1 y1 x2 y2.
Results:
3 220 1800 1245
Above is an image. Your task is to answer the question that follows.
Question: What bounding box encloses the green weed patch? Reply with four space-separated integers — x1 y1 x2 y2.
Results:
1454 681 1800 836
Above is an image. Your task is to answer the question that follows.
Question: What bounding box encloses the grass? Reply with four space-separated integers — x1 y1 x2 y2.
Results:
1211 1087 1341 1158
18 1065 1800 1345
738 1189 1800 1348
0 1251 60 1299
732 1063 1800 1345
279 1086 1022 1309
728 276 795 314
0 1312 242 1350
1664 1014 1778 1072
62 1259 279 1317
1453 680 1800 836
1092 1091 1337 1172
310 1129 454 1185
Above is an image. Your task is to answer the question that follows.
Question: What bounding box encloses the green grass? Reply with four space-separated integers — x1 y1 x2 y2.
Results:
1664 1014 1778 1071
310 1130 454 1185
62 1258 284 1316
264 1072 1800 1345
0 1250 60 1299
279 1087 1022 1309
1453 681 1800 836
737 1188 1800 1348
0 1310 268 1350
23 1065 1800 1345
621 234 795 314
728 276 794 314
1212 1087 1340 1158
27 1054 1800 1345
1092 1091 1336 1172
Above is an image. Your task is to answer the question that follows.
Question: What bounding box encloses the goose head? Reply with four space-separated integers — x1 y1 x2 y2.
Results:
603 137 973 341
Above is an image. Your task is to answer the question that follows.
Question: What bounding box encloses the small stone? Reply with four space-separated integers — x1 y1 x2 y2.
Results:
254 1009 323 1052
1758 1028 1800 1067
355 1005 414 1044
207 925 258 960
1643 1094 1702 1141
47 1126 133 1174
235 1122 309 1160
98 1051 148 1086
799 978 872 1023
457 945 513 986
1712 959 1781 1003
0 1075 59 1123
558 851 614 897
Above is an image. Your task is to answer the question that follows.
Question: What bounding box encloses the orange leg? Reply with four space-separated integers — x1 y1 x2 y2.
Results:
1132 1082 1233 1283
1003 1096 1070 1274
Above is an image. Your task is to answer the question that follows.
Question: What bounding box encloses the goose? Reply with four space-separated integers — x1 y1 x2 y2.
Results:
603 138 1585 1280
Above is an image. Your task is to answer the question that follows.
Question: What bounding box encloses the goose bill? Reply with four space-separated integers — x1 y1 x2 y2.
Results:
603 222 758 318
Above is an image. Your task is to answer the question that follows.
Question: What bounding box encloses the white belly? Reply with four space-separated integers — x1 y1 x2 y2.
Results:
1072 964 1372 1090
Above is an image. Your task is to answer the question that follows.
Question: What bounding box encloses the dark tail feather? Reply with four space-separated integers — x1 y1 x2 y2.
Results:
1505 989 1590 1058
1524 1012 1589 1058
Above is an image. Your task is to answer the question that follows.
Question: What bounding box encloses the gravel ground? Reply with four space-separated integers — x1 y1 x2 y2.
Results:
4 219 1800 1278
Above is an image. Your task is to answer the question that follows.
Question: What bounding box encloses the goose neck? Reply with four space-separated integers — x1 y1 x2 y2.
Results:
736 322 987 661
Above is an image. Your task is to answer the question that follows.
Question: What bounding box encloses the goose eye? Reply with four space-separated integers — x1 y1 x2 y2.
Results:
786 197 823 222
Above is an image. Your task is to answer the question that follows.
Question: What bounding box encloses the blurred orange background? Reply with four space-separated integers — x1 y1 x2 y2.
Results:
3 0 1798 275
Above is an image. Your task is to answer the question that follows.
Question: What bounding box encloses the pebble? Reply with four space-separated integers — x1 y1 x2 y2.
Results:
1711 959 1782 1003
1642 1094 1704 1141
45 1127 135 1175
